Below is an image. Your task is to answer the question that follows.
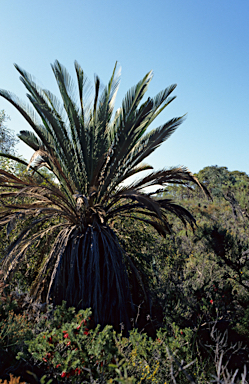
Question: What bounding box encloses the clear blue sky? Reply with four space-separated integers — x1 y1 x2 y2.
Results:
0 0 248 175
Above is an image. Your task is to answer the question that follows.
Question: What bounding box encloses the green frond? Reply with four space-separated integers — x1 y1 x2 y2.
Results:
51 61 88 186
0 89 42 131
74 60 93 125
18 130 43 150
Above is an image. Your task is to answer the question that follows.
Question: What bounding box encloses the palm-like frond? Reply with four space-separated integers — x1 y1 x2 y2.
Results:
0 62 209 328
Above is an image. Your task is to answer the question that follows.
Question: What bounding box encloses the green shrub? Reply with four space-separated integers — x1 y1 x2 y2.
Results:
17 302 118 382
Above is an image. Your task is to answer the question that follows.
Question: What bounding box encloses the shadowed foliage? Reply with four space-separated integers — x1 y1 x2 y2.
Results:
0 61 209 327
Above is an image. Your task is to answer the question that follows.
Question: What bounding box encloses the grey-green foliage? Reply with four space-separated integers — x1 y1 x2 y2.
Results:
0 110 17 154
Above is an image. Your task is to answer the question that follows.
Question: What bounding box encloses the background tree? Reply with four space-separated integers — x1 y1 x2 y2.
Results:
0 111 19 257
0 110 17 154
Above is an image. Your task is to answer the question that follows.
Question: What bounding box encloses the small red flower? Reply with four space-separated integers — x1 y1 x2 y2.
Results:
64 333 69 339
66 341 71 346
43 358 47 362
61 372 66 378
48 336 53 344
84 330 89 335
75 368 81 375
210 299 214 304
46 353 52 358
43 335 46 339
180 331 183 335
56 364 61 368
77 319 87 330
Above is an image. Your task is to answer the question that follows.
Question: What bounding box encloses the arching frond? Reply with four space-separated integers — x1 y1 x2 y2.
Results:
18 130 43 150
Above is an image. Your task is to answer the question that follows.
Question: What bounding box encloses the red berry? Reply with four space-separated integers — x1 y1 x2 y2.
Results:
210 299 214 304
61 372 66 378
64 333 69 338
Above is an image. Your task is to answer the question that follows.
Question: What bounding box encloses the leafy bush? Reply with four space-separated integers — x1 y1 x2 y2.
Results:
0 308 33 377
17 302 118 382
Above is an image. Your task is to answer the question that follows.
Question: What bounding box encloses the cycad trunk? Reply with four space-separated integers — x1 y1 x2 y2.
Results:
46 225 133 328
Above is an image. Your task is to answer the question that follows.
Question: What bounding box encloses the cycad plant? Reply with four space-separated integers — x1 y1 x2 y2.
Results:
0 61 207 327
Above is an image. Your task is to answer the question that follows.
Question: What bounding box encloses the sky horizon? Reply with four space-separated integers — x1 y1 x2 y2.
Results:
0 0 248 176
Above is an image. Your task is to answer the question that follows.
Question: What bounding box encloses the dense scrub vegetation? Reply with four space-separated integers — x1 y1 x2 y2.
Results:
1 164 249 383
